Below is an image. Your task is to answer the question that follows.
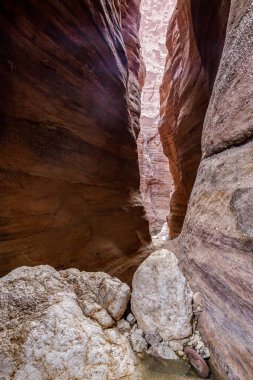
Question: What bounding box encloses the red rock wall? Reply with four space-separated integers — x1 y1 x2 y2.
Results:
0 0 150 282
137 0 175 235
159 0 230 238
179 1 253 378
121 0 142 138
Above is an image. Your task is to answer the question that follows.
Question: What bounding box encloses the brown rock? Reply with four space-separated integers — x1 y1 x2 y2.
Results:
122 0 142 138
159 0 230 237
137 0 175 234
0 0 150 282
179 1 253 379
184 347 209 379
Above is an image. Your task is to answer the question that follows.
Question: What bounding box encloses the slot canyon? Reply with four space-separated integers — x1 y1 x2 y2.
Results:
0 1 252 380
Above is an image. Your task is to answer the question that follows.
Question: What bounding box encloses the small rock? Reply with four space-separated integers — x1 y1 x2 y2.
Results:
188 332 200 347
126 313 136 326
98 276 131 320
117 319 131 332
184 347 209 378
177 350 185 357
145 331 162 346
199 346 210 359
130 328 147 353
147 342 179 360
196 341 204 351
168 340 184 352
180 337 190 345
193 292 203 307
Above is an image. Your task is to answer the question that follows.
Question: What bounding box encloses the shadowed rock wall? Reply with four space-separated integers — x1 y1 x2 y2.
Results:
0 0 150 282
179 1 253 378
159 0 230 238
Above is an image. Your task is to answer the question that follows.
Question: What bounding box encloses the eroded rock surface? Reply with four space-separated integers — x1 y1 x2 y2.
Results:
137 0 175 234
179 2 253 378
122 0 142 138
0 0 150 281
159 0 230 237
0 265 139 379
131 249 193 341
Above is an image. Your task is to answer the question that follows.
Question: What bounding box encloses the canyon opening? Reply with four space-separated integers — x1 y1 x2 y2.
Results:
0 1 252 380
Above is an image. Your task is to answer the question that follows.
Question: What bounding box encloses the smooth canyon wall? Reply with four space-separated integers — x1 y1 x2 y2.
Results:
0 0 150 282
159 0 230 237
179 1 253 378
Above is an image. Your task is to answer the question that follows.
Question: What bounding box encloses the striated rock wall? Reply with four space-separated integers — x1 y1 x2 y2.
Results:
122 0 142 138
0 0 150 282
179 1 253 378
137 0 175 235
159 0 230 238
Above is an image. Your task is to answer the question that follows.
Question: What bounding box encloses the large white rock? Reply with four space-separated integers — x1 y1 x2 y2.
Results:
131 249 193 341
0 265 138 380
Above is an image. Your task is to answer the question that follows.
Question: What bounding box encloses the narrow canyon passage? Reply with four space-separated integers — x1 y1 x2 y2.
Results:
0 1 253 380
137 0 175 236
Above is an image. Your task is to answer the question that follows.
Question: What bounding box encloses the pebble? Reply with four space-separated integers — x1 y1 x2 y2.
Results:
147 341 178 360
168 340 184 352
130 328 148 353
184 346 209 379
145 331 162 346
199 346 210 359
116 319 131 332
126 313 136 326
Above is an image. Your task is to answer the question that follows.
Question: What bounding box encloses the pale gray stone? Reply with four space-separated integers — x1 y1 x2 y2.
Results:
145 331 162 346
130 328 148 353
147 342 178 360
126 313 136 326
116 319 131 333
0 265 138 380
168 340 184 352
131 249 193 341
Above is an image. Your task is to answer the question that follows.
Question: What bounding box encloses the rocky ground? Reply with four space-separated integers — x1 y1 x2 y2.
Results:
0 249 210 379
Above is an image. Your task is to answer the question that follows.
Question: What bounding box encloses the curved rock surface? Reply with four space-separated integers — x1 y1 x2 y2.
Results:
159 0 230 237
131 249 193 341
0 0 150 281
137 0 175 234
0 265 139 380
179 1 253 378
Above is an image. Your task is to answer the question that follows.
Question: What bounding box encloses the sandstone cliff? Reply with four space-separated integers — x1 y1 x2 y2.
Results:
0 0 150 282
137 0 175 235
122 0 142 138
159 0 230 238
179 1 253 378
160 0 253 377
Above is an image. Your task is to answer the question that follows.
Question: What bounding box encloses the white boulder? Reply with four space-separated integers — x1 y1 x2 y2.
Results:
131 249 193 341
0 265 138 380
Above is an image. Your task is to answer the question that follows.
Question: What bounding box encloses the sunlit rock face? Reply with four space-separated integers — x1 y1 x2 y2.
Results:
159 0 230 238
0 0 150 282
179 1 253 378
137 0 175 235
